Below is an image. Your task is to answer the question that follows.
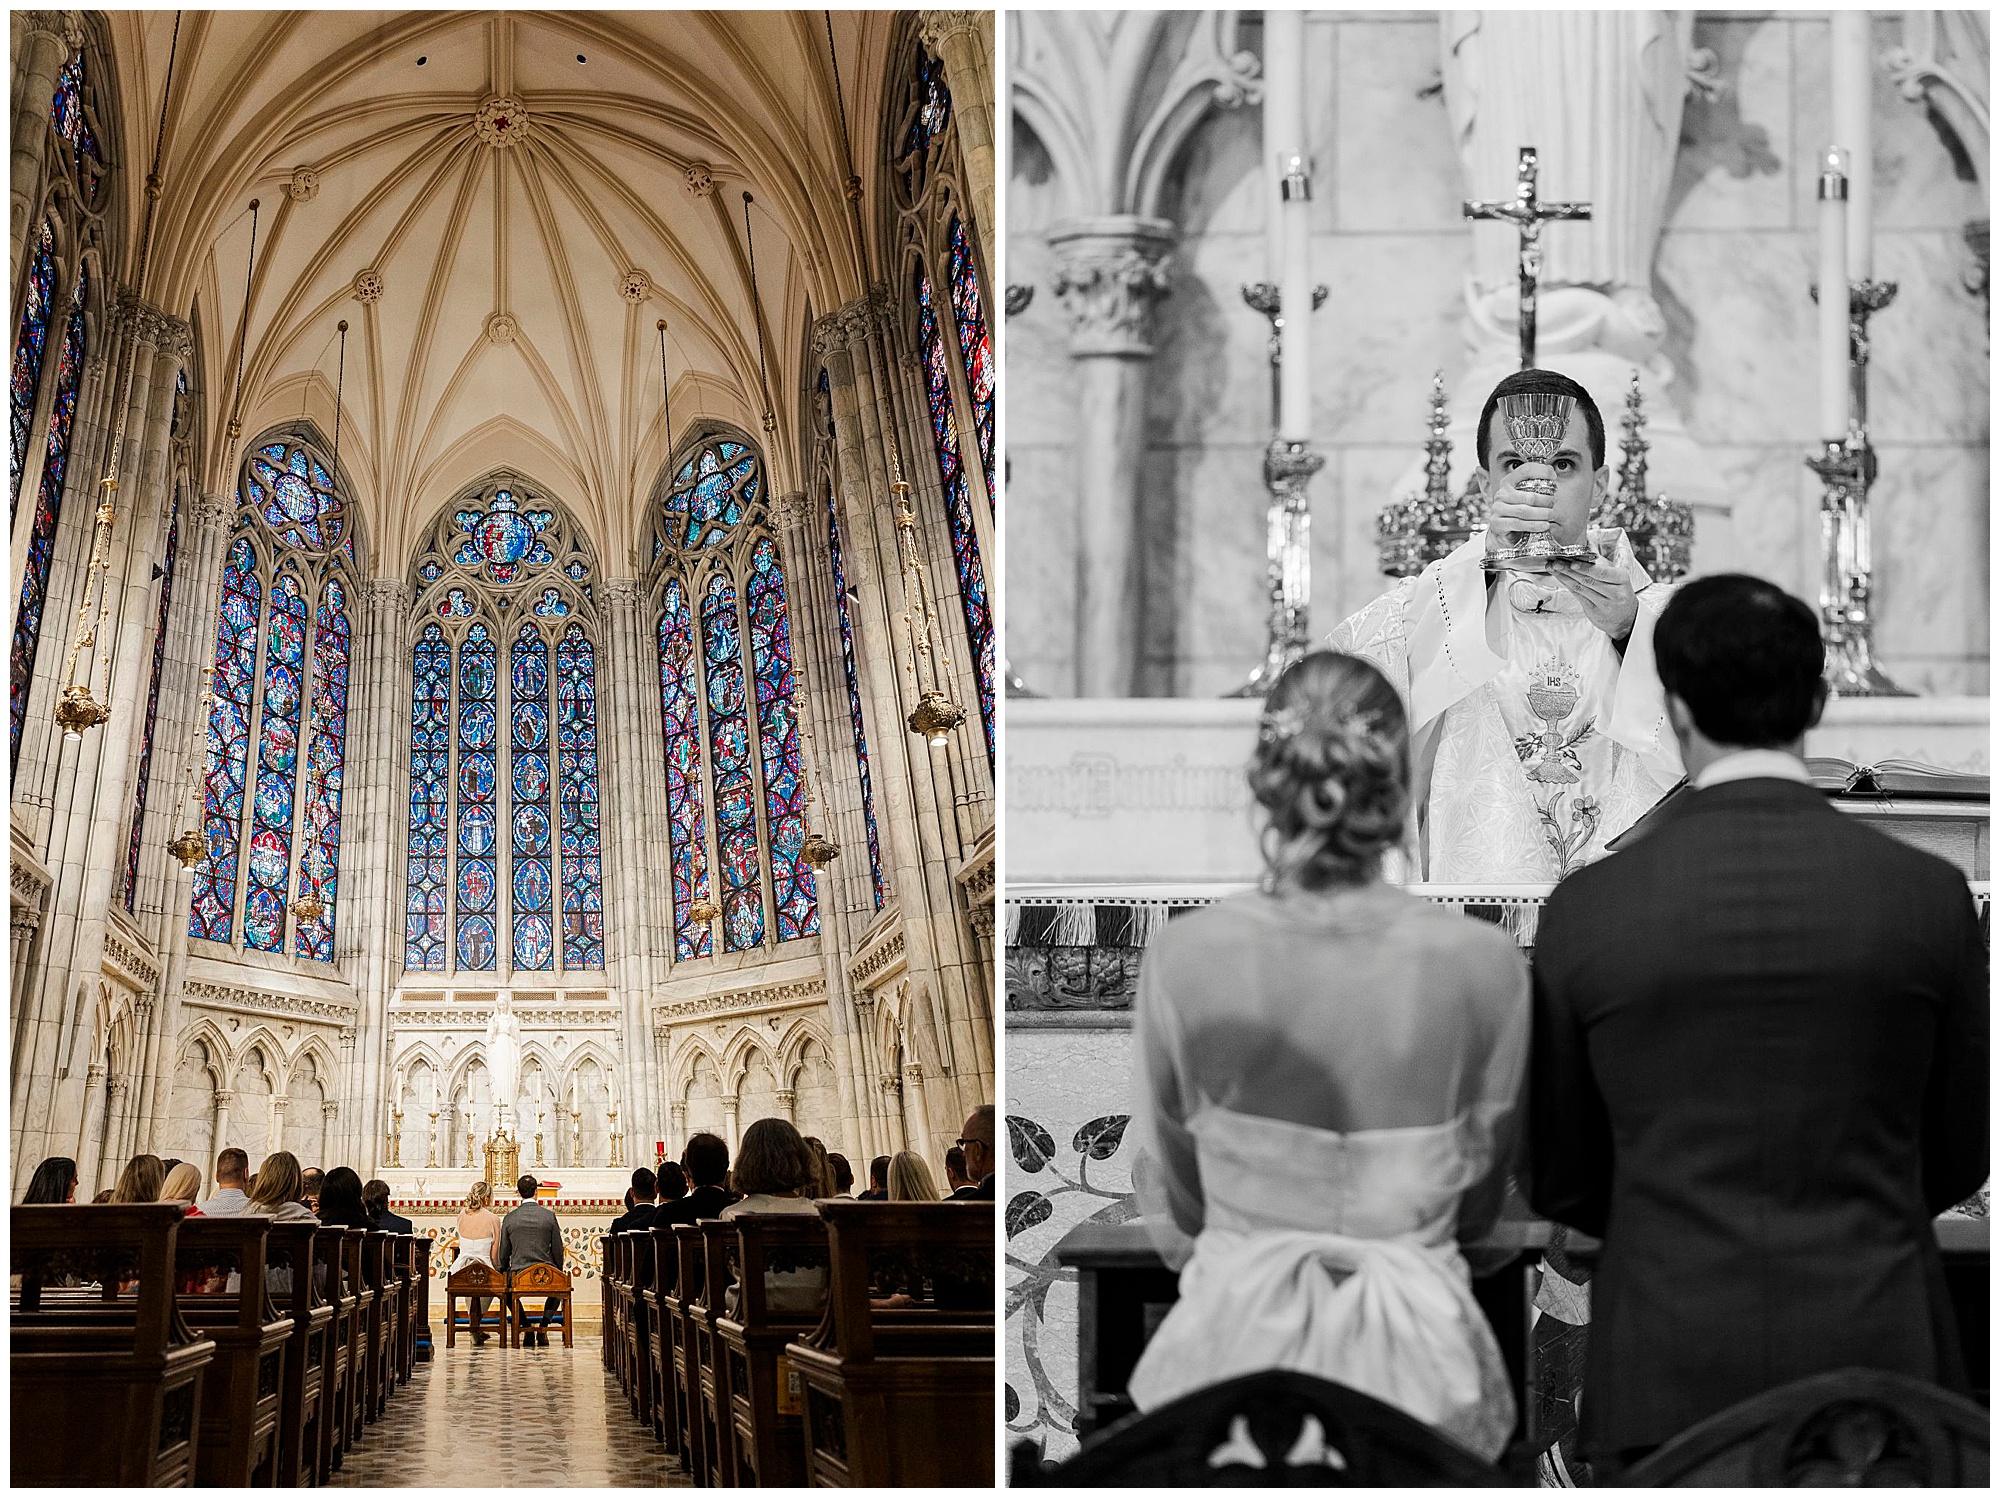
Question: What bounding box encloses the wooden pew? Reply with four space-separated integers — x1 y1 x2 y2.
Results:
600 1232 617 1371
607 1233 632 1393
668 1225 709 1482
642 1227 680 1451
311 1225 355 1482
508 1263 574 1347
390 1235 418 1384
714 1212 830 1488
360 1232 395 1422
696 1220 742 1486
173 1217 294 1485
787 1201 995 1487
265 1221 330 1488
339 1229 371 1453
10 1203 217 1486
410 1237 434 1363
444 1261 508 1346
612 1233 652 1422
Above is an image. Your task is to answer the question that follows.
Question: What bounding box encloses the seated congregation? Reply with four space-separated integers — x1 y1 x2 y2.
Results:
597 1109 996 1486
1019 577 1990 1488
13 1148 434 1486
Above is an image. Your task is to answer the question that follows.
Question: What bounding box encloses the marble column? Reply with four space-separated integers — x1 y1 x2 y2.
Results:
321 1100 337 1167
75 1060 108 1189
209 1087 234 1176
9 11 70 286
721 1096 740 1155
774 1087 796 1125
268 1093 289 1155
597 577 663 1135
11 307 186 1190
920 10 998 278
1048 218 1174 698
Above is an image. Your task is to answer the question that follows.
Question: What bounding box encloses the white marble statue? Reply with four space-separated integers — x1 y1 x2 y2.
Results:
484 991 521 1135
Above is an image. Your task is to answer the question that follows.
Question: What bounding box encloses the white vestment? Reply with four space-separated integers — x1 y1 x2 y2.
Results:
1329 530 1682 881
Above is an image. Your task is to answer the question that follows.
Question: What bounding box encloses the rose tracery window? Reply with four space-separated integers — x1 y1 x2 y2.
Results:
189 435 355 960
403 478 602 974
652 434 818 960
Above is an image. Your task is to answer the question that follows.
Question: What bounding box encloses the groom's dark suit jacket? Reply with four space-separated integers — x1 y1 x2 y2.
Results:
1527 776 1987 1460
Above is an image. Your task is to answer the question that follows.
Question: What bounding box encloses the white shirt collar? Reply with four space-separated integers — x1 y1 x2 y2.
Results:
1692 748 1813 791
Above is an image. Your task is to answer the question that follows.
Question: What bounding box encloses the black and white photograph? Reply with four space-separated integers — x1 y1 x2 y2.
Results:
1003 8 1989 1486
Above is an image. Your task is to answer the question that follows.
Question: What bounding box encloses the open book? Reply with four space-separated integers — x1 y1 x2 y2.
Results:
1804 758 1990 801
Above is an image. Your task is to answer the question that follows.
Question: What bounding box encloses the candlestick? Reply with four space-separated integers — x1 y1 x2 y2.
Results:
1816 151 1850 441
1832 11 1873 281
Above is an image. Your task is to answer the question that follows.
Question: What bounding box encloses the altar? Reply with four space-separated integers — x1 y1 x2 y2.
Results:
1001 693 1990 1461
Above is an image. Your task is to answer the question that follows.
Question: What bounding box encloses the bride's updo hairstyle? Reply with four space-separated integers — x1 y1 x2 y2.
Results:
1248 651 1410 891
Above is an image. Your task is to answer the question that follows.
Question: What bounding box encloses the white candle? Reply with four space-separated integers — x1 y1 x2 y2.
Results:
1817 149 1851 442
1266 9 1312 443
1831 11 1873 281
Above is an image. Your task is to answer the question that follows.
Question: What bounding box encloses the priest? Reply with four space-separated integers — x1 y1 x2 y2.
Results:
1330 368 1683 882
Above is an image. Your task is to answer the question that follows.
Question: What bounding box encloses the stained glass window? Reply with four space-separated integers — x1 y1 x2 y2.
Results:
658 577 711 959
405 624 451 969
124 495 180 912
664 440 759 550
826 472 886 910
702 572 764 951
244 441 343 551
190 538 260 943
10 265 87 770
748 538 817 939
510 625 554 971
556 623 603 968
902 46 953 158
11 220 57 512
454 621 498 971
295 577 349 960
946 214 995 510
403 476 599 975
242 574 308 952
49 50 101 180
913 262 995 755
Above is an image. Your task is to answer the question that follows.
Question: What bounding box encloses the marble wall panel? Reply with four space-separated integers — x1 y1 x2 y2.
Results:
1655 229 1821 443
1704 445 1818 598
1164 442 1285 695
1160 66 1267 237
1862 231 1990 446
1307 232 1471 444
1789 14 1985 235
1005 233 1078 451
1870 442 1990 673
1149 231 1283 445
1330 15 1465 233
1004 444 1081 697
1667 15 1794 232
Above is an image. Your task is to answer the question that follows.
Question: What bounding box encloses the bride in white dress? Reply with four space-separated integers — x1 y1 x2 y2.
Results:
1129 650 1530 1460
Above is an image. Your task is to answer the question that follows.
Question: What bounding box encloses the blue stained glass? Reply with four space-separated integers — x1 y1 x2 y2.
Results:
659 577 711 960
50 51 99 179
124 494 181 912
702 574 763 950
455 622 497 969
439 587 473 618
192 543 258 944
946 215 995 510
665 443 755 549
748 537 817 940
826 451 887 911
404 623 450 968
243 573 308 951
901 46 953 160
914 262 995 757
532 588 569 617
11 266 86 770
556 622 603 969
511 625 553 971
11 220 57 514
295 576 350 960
249 440 343 550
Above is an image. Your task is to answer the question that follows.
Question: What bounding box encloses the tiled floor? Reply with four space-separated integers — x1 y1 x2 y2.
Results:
329 1337 690 1487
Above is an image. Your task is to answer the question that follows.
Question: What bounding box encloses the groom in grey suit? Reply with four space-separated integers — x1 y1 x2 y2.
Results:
497 1174 566 1345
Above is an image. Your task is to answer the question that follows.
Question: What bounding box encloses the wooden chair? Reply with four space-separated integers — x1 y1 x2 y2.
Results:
1621 1368 1990 1487
643 1227 680 1451
787 1200 994 1487
1024 1369 1510 1486
172 1216 294 1485
265 1221 331 1488
715 1212 830 1488
669 1224 709 1481
10 1203 216 1487
311 1225 355 1481
444 1261 509 1347
696 1219 742 1486
507 1263 574 1347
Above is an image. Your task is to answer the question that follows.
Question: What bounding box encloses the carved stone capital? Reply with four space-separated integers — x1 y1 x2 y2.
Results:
878 1073 902 1095
1048 218 1176 358
322 1101 339 1118
836 301 876 353
769 491 808 532
812 313 848 360
107 1076 127 1099
192 490 233 530
364 577 408 612
269 1095 289 1113
904 1061 925 1085
599 576 642 609
919 10 987 53
721 1096 740 1116
214 1089 237 1108
116 294 194 361
338 1027 357 1051
774 1088 796 1111
12 911 42 940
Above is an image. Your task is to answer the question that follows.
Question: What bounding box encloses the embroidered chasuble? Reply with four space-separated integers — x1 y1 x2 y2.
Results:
1329 530 1682 882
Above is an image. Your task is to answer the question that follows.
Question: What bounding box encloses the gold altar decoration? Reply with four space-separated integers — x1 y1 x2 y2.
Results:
483 1131 520 1192
1377 373 1486 577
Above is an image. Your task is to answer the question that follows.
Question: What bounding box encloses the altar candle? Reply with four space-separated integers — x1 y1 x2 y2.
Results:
1817 149 1850 441
1831 11 1873 280
1266 8 1312 443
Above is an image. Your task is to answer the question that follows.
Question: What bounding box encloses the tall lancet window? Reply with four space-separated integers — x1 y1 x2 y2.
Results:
403 478 602 974
124 371 191 911
888 29 996 755
11 220 58 507
818 371 886 910
651 432 818 960
189 434 357 960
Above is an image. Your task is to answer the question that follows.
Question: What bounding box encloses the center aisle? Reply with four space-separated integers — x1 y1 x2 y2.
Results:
329 1338 689 1487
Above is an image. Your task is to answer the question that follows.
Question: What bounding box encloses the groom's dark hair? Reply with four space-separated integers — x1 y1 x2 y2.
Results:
1477 368 1606 470
1655 575 1825 747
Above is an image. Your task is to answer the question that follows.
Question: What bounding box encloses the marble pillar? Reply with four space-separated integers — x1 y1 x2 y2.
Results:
597 577 660 1134
920 10 999 280
1048 218 1175 698
9 11 70 288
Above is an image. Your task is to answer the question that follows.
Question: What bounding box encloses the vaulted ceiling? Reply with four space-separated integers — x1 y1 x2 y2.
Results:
107 9 897 574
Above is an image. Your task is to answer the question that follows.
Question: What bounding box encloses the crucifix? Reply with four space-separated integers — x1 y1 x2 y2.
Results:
1463 146 1592 370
